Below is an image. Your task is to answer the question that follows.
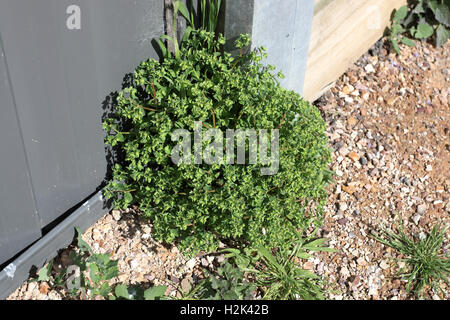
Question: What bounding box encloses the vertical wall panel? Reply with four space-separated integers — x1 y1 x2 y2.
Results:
0 0 164 230
0 35 41 265
251 0 314 93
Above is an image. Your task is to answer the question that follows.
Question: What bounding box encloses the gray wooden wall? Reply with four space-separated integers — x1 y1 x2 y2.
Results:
0 0 165 266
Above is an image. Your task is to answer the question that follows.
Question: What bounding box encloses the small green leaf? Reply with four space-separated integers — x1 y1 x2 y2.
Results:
144 285 167 300
434 3 450 27
296 252 311 259
98 282 111 297
37 261 53 282
177 1 192 25
414 23 434 39
124 192 133 204
256 247 277 266
116 133 125 142
89 263 100 283
391 38 401 55
391 23 405 35
436 25 450 47
393 6 408 22
296 269 320 279
75 227 93 254
156 38 168 58
115 284 130 299
401 37 415 47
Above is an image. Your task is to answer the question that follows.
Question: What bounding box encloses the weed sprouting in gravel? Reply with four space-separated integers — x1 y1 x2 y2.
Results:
373 223 449 298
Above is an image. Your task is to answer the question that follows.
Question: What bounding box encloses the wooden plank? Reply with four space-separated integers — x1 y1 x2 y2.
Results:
303 0 407 101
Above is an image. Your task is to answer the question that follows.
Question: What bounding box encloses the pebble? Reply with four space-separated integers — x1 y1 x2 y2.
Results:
379 260 389 270
186 258 196 270
339 203 348 211
129 259 139 269
181 278 191 293
416 204 427 215
201 258 209 267
360 156 368 165
342 185 356 195
348 152 360 162
365 64 375 73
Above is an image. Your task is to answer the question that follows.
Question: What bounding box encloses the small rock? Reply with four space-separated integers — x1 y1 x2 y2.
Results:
181 278 191 293
337 218 349 225
27 282 38 294
342 85 352 95
303 261 314 271
360 156 368 165
129 259 139 269
357 257 367 266
340 266 350 278
216 254 225 264
365 64 375 73
379 260 389 270
201 258 209 267
111 210 121 221
339 203 348 211
348 151 360 162
342 185 356 195
419 216 428 227
392 279 401 289
351 275 360 287
186 258 196 270
416 204 427 215
347 117 358 126
144 273 155 282
170 275 180 284
39 282 50 295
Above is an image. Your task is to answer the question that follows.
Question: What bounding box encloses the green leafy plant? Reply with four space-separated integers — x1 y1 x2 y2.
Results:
103 30 332 255
223 231 336 300
389 1 450 54
31 227 120 299
33 227 167 300
180 261 256 300
373 223 449 298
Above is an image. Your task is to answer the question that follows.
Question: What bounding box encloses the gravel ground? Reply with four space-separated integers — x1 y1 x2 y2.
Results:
7 38 449 300
314 39 449 300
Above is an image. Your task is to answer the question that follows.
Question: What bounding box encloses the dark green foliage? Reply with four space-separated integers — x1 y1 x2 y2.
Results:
103 30 332 255
389 0 450 54
373 223 449 298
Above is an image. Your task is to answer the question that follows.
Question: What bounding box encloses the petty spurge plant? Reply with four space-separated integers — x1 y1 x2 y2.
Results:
103 29 332 255
373 223 449 298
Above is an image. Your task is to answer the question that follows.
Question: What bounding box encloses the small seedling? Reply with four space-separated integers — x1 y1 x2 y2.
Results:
32 227 167 300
